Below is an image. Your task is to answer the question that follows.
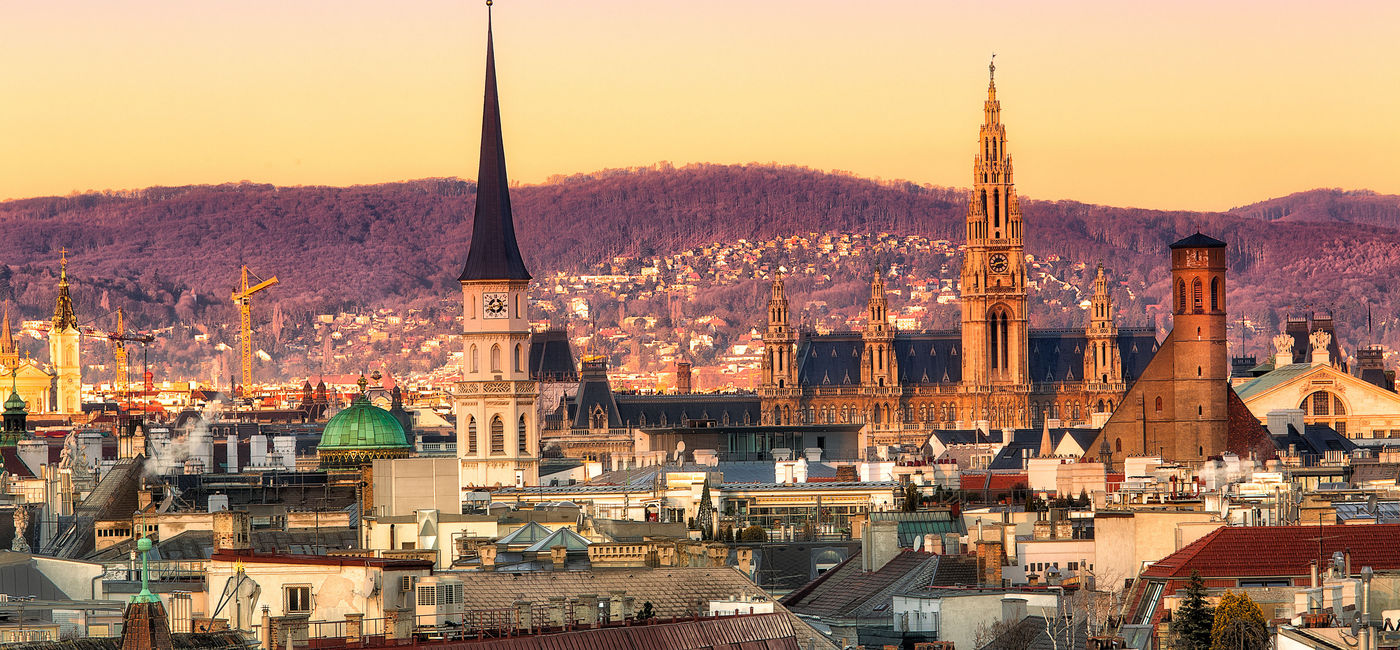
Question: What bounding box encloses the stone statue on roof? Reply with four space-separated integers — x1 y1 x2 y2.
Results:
11 506 30 552
1310 330 1331 355
1272 334 1293 359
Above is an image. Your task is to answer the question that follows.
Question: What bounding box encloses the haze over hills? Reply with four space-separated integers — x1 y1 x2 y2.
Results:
0 164 1397 380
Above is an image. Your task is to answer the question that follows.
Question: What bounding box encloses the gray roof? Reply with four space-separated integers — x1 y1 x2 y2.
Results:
1234 363 1317 401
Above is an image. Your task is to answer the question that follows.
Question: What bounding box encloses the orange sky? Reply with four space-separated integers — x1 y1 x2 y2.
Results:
2 1 1396 210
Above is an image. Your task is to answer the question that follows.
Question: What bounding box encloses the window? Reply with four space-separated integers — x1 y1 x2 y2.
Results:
469 345 479 374
1155 397 1162 412
490 416 505 455
1115 438 1122 452
1191 279 1203 313
285 585 313 614
490 345 502 373
1177 280 1186 313
1210 277 1220 311
518 416 528 455
467 416 478 455
514 344 523 373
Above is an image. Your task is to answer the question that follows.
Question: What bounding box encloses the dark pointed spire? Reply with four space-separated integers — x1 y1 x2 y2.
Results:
53 248 78 330
459 3 531 282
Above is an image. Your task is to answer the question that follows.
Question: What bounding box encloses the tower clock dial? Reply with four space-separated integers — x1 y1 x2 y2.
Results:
483 293 509 318
989 253 1009 274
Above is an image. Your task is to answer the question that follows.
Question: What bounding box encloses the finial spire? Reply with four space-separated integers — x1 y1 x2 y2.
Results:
459 0 531 282
987 53 997 100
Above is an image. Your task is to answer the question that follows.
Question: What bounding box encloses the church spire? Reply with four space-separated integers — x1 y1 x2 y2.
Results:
1 307 14 357
459 2 531 282
53 249 77 330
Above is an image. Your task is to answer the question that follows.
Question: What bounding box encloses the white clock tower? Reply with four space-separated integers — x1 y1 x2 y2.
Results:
455 4 539 489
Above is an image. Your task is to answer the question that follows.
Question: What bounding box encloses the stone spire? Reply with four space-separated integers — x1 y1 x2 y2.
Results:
1039 416 1054 457
0 307 16 370
53 249 77 330
459 3 531 282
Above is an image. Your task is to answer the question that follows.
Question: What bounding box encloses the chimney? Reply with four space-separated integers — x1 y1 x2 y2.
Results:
550 545 568 570
1266 409 1305 437
212 511 251 552
862 520 900 572
676 361 692 394
480 545 498 568
736 547 754 576
1001 597 1028 625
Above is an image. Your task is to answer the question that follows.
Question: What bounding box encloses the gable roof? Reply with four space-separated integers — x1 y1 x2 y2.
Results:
1141 523 1400 579
1169 232 1227 249
781 549 941 621
445 567 837 650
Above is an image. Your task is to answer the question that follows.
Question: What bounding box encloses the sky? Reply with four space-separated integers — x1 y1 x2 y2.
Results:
2 1 1397 211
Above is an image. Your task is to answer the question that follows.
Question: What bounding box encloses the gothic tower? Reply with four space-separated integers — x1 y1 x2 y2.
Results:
0 308 18 371
455 5 539 488
50 251 81 414
861 273 898 426
1090 233 1230 469
760 275 799 424
960 59 1029 425
1166 234 1229 461
1083 264 1124 406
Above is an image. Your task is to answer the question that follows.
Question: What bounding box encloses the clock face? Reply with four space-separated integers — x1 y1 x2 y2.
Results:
989 253 1009 274
483 293 509 318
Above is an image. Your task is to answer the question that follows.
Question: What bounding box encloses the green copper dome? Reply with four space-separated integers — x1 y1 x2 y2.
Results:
317 394 411 469
4 389 25 414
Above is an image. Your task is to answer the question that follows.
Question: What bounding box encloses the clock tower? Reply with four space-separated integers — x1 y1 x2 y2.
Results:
455 4 539 489
960 59 1030 422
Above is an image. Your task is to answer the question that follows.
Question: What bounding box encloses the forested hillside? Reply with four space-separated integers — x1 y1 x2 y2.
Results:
1 164 1397 378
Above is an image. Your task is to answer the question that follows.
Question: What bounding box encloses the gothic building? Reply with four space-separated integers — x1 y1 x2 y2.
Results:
454 6 540 488
758 62 1158 443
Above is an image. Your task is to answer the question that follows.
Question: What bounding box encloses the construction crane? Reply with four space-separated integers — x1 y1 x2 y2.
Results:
231 266 278 391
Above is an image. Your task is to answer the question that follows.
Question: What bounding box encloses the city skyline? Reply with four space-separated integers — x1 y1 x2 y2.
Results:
2 1 1397 210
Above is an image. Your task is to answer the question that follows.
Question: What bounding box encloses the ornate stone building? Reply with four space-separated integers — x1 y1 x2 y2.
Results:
454 8 540 488
758 63 1158 445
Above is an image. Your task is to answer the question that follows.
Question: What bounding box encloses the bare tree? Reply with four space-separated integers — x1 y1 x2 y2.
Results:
976 617 1040 650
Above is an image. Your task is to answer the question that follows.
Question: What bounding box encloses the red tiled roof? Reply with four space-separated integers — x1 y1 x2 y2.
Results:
1142 523 1400 579
959 472 1028 492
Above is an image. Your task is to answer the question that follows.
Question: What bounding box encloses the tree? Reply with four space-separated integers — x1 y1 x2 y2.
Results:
634 601 656 622
1171 571 1216 650
902 483 923 512
1210 591 1268 650
740 525 767 542
695 480 715 541
975 617 1039 650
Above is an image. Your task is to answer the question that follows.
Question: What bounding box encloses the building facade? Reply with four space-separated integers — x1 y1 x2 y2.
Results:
454 14 540 488
759 63 1155 445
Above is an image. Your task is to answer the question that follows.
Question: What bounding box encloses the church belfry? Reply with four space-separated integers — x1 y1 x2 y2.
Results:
760 274 799 424
455 3 539 488
51 250 81 414
961 58 1029 397
862 273 897 389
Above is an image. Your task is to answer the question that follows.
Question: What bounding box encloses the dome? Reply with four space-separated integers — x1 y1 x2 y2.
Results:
317 394 411 468
4 389 25 414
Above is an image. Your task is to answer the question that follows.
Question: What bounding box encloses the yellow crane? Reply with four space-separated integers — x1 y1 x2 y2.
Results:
231 266 278 391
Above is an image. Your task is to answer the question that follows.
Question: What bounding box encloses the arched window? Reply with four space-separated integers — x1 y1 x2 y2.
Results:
1303 391 1345 417
467 416 478 455
490 416 505 454
1154 396 1163 412
514 344 524 373
1191 279 1203 313
1177 280 1187 314
1209 277 1220 312
591 406 607 429
518 416 528 455
490 344 502 373
469 345 479 374
1115 438 1122 452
